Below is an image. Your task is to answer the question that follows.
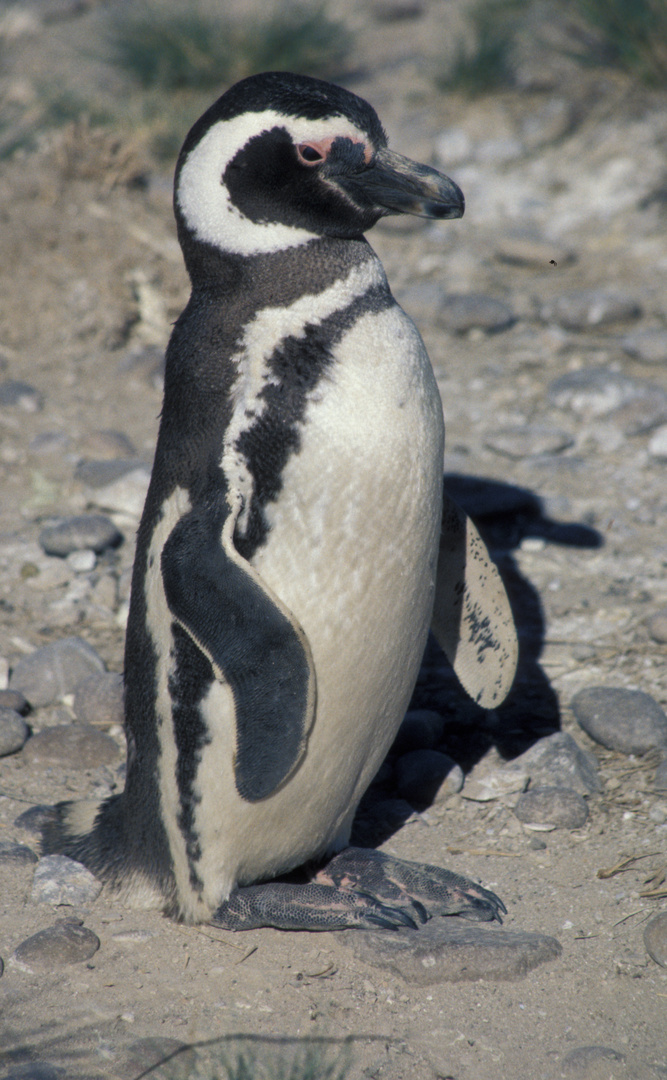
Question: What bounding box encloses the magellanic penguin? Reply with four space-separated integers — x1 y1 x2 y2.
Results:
43 72 518 931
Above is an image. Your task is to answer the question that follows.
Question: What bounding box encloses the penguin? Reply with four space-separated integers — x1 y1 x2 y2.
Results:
43 71 518 932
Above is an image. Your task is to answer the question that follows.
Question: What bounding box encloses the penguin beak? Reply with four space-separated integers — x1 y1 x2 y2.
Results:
354 147 465 220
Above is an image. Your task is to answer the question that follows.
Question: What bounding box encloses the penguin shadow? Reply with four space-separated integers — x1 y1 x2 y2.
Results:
351 473 602 847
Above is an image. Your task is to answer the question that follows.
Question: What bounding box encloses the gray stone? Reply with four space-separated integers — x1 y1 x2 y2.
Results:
541 290 641 330
72 670 124 728
347 921 561 983
11 920 99 972
0 689 29 713
622 327 667 365
22 723 120 768
644 911 667 967
2 1065 65 1080
66 548 96 573
0 379 43 412
647 608 667 644
494 234 575 269
484 425 574 459
548 369 667 432
391 710 444 755
436 293 515 334
512 732 601 795
397 281 447 320
513 786 588 828
87 465 151 518
31 854 103 905
395 749 463 805
560 1045 627 1078
0 840 38 865
648 424 667 460
117 1038 196 1080
77 429 136 459
29 431 71 456
74 458 140 488
39 514 122 557
654 757 667 792
14 805 58 835
0 706 29 756
9 636 105 707
571 686 667 754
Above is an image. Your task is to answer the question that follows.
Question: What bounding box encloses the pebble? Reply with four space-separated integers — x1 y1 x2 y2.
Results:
513 786 589 828
38 514 122 557
77 429 136 459
648 424 667 460
117 1038 196 1080
462 754 528 802
0 379 43 411
397 281 447 320
31 854 103 905
29 431 71 456
72 670 124 728
484 424 574 458
571 686 667 754
347 922 561 983
540 289 641 330
548 367 667 423
436 293 515 334
66 548 96 573
644 911 667 967
512 732 601 795
9 636 105 707
0 706 29 756
494 234 575 269
391 709 444 755
621 327 667 365
647 608 667 644
22 723 120 768
0 840 38 865
654 757 667 792
74 458 141 488
10 920 100 972
395 749 463 804
87 465 151 518
560 1045 627 1079
2 1065 65 1080
14 805 58 835
0 688 29 713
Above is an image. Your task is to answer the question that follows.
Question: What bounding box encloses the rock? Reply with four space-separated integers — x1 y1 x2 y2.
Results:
22 723 120 768
494 234 575 269
654 757 667 792
9 636 105 707
38 514 122 557
0 840 38 865
77 429 136 459
347 921 561 983
647 608 667 644
117 1038 196 1080
571 686 667 754
74 458 141 488
395 749 463 804
10 920 100 972
622 327 667 365
397 281 447 320
0 706 29 755
436 293 515 334
0 688 29 713
512 732 601 795
66 548 96 572
29 431 71 456
14 804 58 835
462 753 528 802
0 379 43 411
391 710 444 755
370 0 424 22
560 1045 627 1079
484 425 574 458
87 465 151 518
541 290 641 330
31 854 103 905
513 786 589 828
72 670 124 728
644 911 667 967
2 1065 65 1080
548 369 667 432
648 424 667 460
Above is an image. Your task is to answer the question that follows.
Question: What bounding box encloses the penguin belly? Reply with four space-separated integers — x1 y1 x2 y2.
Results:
191 303 445 910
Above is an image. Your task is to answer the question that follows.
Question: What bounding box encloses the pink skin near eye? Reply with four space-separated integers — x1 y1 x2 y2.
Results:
295 136 372 166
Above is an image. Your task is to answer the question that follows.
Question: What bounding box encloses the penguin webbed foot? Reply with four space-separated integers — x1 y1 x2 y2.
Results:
210 880 422 932
317 847 506 924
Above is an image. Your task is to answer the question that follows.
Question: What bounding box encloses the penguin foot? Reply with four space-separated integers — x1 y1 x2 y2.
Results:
210 881 423 932
316 847 506 924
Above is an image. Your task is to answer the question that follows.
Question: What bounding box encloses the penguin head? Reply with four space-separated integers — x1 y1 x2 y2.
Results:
174 71 464 260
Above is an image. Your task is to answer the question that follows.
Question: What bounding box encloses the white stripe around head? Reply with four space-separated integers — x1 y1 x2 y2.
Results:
177 110 369 256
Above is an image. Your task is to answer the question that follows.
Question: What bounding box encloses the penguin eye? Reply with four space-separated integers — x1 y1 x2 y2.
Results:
296 143 325 166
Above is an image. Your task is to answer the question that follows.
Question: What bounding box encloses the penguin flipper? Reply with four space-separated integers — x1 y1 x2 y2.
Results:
161 505 316 803
431 492 518 708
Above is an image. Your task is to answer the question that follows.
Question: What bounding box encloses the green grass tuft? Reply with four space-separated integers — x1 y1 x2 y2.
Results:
566 0 667 86
436 0 524 96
